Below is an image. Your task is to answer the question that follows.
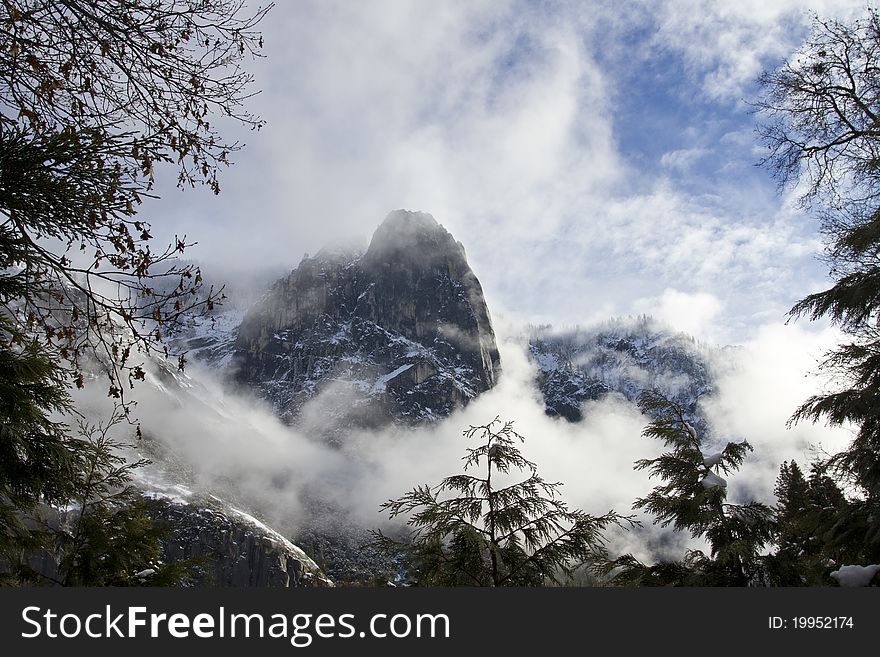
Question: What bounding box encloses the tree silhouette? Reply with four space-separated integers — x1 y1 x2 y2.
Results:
756 9 880 559
0 1 270 583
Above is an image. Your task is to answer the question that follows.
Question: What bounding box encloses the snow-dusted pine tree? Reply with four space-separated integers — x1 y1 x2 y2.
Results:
610 390 773 586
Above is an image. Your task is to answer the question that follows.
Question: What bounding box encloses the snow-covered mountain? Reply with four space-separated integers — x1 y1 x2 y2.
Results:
94 210 506 585
231 210 500 434
529 317 719 433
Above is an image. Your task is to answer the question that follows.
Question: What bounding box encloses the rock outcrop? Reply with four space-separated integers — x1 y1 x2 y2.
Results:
233 210 500 430
146 494 332 587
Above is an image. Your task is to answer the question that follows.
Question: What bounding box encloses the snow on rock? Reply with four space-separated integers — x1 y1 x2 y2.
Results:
165 307 245 369
371 363 414 393
232 211 501 432
136 470 194 505
132 468 332 587
528 318 719 427
700 472 727 490
830 564 880 587
149 493 333 587
217 497 326 578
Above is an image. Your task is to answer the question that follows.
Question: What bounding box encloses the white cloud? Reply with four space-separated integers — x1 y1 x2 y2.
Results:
660 147 709 171
649 0 867 101
702 321 853 504
634 288 722 341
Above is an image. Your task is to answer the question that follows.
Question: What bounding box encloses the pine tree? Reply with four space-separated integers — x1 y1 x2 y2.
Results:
766 458 880 585
806 463 880 569
766 461 827 585
0 359 192 586
50 413 192 586
775 461 810 520
373 418 628 586
0 316 80 583
756 8 880 557
610 390 773 586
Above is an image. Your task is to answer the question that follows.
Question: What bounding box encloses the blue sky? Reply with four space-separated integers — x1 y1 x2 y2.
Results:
145 0 868 344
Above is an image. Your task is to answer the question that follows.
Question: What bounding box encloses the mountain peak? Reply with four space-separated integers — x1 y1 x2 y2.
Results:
233 211 500 431
376 209 444 236
364 210 465 266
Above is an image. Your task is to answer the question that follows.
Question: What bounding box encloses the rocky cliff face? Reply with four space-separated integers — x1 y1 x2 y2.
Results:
233 210 500 430
530 317 716 432
17 493 331 587
145 494 332 587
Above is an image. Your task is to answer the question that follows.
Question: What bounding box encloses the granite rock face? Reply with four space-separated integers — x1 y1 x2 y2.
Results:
146 495 332 587
233 210 500 430
15 494 331 587
529 317 717 432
